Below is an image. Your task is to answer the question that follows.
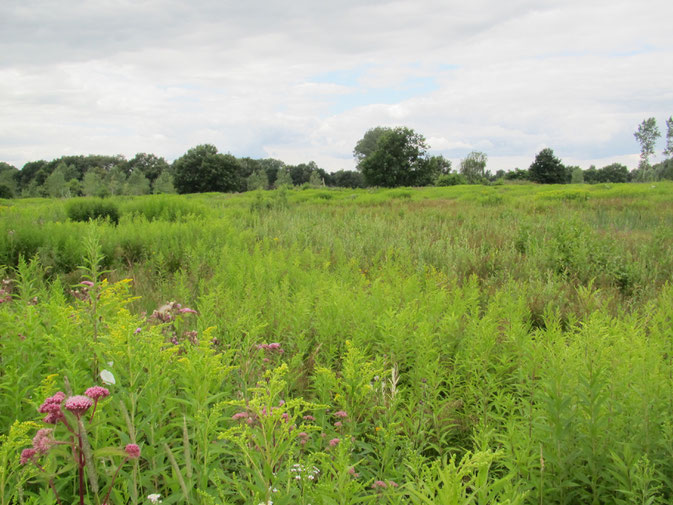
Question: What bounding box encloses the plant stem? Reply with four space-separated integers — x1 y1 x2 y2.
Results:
102 457 129 505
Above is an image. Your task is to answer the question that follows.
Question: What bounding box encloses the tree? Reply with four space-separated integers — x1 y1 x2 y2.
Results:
247 170 269 191
357 126 438 187
153 170 176 194
274 168 293 188
107 166 127 196
128 153 169 184
599 163 629 183
664 116 673 159
125 169 151 195
173 144 242 194
634 117 661 169
308 171 323 187
329 170 366 188
459 151 488 183
353 127 391 165
83 170 106 197
570 166 584 184
528 148 568 184
0 162 18 196
44 162 69 197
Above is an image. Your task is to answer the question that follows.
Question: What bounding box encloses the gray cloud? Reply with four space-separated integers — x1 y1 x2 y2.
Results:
1 0 672 172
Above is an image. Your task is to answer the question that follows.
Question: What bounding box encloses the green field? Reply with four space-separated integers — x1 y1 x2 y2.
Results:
2 182 673 504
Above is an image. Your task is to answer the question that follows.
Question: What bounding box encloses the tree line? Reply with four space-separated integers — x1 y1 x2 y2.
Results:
0 150 366 199
0 115 671 198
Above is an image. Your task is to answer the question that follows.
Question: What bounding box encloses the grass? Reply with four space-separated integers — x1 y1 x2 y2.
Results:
1 182 673 504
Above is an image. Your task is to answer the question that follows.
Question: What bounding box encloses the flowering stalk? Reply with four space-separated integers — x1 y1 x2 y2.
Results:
22 384 136 504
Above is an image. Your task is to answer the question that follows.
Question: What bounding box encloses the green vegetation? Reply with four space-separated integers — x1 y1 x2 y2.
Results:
1 183 673 504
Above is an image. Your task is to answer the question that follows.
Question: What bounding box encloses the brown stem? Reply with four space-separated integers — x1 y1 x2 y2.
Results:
102 457 129 505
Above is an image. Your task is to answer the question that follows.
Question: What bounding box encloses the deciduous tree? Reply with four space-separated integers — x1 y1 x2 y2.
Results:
356 126 438 187
634 117 661 169
528 148 568 184
173 144 242 194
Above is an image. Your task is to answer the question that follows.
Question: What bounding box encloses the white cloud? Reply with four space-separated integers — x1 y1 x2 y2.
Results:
1 0 672 172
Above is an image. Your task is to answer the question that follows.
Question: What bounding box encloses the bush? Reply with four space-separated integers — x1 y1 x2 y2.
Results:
66 198 120 224
436 173 467 186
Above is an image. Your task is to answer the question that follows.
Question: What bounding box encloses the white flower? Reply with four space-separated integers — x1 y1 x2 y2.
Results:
147 494 162 504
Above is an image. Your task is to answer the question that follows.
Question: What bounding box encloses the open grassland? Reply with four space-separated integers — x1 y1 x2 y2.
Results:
2 182 673 504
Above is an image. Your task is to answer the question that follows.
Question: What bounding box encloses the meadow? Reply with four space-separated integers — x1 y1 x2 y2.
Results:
1 182 673 504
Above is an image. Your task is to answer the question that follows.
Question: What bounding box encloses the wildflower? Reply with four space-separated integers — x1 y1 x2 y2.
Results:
38 392 66 414
85 386 110 400
372 480 387 489
388 480 399 487
328 438 340 447
20 448 38 465
81 281 94 287
64 395 93 416
125 444 141 459
147 494 162 504
43 411 64 424
334 410 348 419
134 327 142 334
334 421 342 428
232 412 248 421
32 428 55 454
303 415 315 421
348 466 359 478
178 307 197 314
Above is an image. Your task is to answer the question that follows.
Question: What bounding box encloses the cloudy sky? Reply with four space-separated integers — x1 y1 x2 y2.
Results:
1 0 672 172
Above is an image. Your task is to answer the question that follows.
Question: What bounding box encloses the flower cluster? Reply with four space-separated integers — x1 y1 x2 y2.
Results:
371 480 399 490
150 301 197 323
21 383 139 504
231 401 291 426
256 342 284 353
290 463 320 482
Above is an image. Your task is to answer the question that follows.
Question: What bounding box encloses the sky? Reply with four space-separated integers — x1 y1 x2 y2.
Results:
1 0 672 173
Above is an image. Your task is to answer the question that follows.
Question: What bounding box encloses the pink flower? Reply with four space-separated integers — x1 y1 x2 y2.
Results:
125 444 140 459
64 395 93 416
38 392 65 414
32 429 55 454
303 415 315 421
134 327 142 334
178 308 197 314
388 481 399 487
372 480 387 489
81 281 94 287
43 411 64 424
20 448 37 465
85 386 110 400
231 412 248 421
334 410 348 419
328 438 340 447
348 466 360 477
334 421 342 428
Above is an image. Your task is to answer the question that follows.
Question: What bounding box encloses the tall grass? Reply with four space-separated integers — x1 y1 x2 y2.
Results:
1 183 673 503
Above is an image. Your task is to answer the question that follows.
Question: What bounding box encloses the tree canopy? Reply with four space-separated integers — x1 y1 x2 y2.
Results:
172 144 242 194
528 148 568 184
356 126 442 187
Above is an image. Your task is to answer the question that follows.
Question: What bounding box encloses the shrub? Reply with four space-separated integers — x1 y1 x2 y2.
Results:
66 198 120 224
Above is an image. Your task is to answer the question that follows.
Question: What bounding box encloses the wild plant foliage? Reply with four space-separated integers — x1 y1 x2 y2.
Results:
1 184 673 503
